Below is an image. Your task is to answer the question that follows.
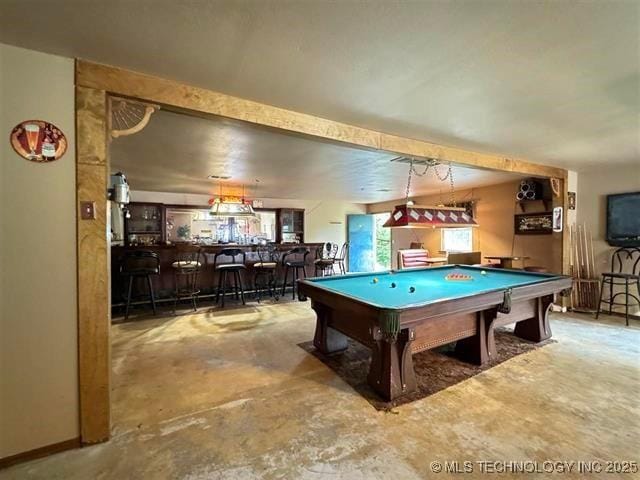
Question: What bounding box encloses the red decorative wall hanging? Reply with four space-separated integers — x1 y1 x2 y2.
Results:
10 120 68 163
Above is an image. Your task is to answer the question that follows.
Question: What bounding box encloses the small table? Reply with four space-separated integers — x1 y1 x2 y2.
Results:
484 256 530 269
298 265 571 400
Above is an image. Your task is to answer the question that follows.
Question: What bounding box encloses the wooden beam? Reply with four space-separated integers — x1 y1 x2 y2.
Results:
76 85 111 444
75 60 567 179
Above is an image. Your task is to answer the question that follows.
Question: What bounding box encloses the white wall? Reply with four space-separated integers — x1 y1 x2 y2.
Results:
130 190 366 246
0 44 78 458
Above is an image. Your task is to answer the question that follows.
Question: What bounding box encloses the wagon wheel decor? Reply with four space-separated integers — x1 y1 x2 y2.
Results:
109 97 159 138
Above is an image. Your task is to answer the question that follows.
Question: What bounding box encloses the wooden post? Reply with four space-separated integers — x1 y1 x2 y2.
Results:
76 84 111 444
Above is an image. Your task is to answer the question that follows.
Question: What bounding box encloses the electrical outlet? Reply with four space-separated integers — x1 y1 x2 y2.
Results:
80 201 96 220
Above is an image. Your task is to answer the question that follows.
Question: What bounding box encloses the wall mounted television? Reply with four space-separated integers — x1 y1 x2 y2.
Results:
607 192 640 247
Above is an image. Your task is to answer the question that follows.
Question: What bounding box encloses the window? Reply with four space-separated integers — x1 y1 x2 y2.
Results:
441 227 473 253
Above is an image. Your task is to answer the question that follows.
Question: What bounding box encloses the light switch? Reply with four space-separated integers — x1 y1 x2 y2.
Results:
80 201 96 220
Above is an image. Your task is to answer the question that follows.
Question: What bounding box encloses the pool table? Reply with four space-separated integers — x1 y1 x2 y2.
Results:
297 265 572 401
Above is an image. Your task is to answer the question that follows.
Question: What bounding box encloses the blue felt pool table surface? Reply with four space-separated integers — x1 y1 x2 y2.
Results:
305 265 560 309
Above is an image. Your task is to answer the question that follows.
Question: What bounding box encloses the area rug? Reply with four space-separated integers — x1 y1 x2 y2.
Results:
299 327 555 410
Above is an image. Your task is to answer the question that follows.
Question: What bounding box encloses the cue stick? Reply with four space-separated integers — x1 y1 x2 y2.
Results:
582 223 592 309
575 223 582 307
583 223 590 279
582 224 590 307
577 223 585 307
588 224 598 309
569 224 578 310
572 223 581 309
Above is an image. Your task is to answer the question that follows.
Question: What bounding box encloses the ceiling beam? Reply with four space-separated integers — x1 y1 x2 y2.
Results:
76 60 567 179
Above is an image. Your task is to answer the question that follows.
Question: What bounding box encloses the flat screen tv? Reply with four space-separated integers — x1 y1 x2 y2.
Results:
607 192 640 247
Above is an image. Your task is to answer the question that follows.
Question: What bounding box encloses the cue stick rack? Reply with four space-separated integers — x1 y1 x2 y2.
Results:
568 223 600 312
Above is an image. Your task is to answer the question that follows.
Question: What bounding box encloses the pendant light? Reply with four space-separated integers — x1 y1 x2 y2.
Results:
383 159 479 229
209 182 256 217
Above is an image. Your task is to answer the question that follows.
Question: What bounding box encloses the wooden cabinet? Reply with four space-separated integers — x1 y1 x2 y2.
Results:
124 202 165 245
278 208 305 243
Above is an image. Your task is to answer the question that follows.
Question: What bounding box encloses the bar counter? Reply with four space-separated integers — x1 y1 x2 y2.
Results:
111 242 324 306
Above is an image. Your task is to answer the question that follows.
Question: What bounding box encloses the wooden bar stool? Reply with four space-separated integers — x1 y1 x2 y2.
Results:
120 250 160 320
213 248 246 308
172 244 202 313
253 244 279 302
281 247 309 299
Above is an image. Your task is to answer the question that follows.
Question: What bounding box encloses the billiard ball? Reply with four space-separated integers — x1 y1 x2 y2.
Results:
372 278 379 284
409 286 415 293
390 282 396 288
481 270 487 275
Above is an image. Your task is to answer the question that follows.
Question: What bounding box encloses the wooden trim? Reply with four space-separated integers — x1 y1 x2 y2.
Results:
0 438 81 469
75 60 567 179
76 84 111 444
562 179 570 275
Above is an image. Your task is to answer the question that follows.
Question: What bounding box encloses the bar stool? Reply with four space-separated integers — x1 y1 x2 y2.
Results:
314 242 338 276
253 244 280 302
213 248 246 308
120 250 160 320
596 247 640 326
172 244 202 313
335 242 349 274
281 247 310 299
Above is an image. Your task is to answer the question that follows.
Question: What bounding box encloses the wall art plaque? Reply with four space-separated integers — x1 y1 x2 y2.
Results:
10 120 68 162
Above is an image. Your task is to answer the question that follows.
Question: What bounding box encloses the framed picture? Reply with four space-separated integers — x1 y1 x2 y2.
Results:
514 213 553 235
553 206 563 232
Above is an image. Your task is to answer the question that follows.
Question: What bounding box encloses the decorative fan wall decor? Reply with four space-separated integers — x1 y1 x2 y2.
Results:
109 97 159 138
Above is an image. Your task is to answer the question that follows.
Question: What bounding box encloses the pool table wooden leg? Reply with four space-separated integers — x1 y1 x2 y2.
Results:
312 301 348 354
513 294 554 342
455 310 492 365
368 328 417 401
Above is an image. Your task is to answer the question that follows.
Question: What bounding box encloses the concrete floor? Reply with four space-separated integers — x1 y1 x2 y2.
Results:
2 302 639 479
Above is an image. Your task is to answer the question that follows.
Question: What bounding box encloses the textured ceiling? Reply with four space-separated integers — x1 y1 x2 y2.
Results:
1 1 638 171
110 109 524 203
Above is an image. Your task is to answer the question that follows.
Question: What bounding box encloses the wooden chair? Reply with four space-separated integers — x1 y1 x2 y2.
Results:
596 247 640 326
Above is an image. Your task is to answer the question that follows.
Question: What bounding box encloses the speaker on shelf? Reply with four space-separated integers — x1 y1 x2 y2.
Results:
516 179 541 201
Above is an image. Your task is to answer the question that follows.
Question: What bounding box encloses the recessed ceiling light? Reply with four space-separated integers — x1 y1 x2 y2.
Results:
207 175 231 180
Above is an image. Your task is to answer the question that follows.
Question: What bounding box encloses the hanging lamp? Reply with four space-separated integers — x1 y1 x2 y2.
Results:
209 182 256 217
383 159 479 229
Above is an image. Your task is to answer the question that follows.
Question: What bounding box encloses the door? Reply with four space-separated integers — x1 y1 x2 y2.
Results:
347 214 375 272
373 213 391 270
